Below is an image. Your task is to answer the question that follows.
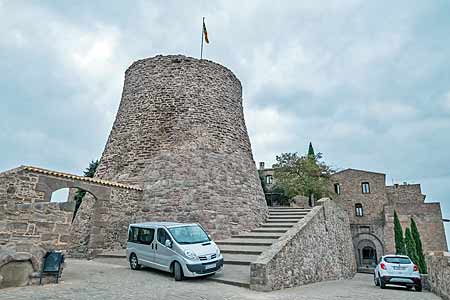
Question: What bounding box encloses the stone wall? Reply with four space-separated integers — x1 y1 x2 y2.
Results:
250 199 356 291
386 183 425 204
95 55 267 239
426 252 450 300
331 169 388 225
384 204 448 253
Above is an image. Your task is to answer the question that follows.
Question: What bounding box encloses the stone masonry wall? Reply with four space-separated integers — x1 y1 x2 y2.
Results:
426 252 450 300
0 168 74 250
69 187 143 257
386 183 425 204
331 169 388 225
95 55 267 239
250 199 356 291
384 204 448 254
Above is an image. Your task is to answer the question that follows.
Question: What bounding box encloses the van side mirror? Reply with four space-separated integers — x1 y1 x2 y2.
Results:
208 234 212 240
165 239 172 248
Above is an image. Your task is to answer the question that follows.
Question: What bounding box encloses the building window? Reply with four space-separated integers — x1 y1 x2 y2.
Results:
355 203 364 217
334 183 341 195
361 182 370 194
266 175 273 184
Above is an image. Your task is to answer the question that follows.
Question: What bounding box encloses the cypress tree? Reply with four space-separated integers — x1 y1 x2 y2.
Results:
307 142 315 159
405 227 419 265
394 210 406 255
411 218 427 274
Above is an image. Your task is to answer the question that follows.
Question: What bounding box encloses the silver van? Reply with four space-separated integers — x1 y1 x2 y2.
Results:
126 222 223 280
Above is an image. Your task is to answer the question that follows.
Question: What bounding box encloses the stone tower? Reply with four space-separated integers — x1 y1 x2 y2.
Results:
96 55 267 238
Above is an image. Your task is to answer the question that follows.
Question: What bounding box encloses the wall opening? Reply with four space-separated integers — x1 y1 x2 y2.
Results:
50 188 70 203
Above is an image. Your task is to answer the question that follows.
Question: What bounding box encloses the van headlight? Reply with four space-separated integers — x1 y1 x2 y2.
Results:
184 249 197 259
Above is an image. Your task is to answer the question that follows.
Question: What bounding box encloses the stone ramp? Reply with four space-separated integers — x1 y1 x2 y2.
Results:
209 207 312 288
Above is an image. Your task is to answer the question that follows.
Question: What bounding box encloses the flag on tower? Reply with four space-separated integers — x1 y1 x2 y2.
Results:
203 18 209 44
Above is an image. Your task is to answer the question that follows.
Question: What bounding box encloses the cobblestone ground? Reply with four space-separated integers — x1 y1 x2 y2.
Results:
0 258 442 300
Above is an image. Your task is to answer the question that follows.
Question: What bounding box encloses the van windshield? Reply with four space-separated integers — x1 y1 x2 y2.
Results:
168 225 210 245
384 257 412 264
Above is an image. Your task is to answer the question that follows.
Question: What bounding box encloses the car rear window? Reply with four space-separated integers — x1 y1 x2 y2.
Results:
384 257 412 264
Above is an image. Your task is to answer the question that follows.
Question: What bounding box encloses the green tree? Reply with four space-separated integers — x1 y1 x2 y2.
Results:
405 227 419 265
411 218 427 274
273 151 334 203
307 142 315 159
394 210 406 255
73 160 99 221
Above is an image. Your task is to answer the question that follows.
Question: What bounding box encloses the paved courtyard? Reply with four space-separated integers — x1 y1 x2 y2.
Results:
0 258 442 300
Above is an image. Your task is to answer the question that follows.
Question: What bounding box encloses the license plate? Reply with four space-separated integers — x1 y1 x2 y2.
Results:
205 263 216 270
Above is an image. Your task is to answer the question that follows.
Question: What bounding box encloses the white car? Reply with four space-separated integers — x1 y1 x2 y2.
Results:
374 255 422 291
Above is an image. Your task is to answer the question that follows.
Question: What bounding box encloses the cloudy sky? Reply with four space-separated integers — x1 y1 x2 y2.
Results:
1 1 449 245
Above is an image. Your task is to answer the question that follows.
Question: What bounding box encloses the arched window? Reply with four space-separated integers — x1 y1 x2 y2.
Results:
355 203 364 217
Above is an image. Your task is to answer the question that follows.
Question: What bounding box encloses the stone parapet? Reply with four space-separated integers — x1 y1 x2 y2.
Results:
250 198 356 291
426 252 450 300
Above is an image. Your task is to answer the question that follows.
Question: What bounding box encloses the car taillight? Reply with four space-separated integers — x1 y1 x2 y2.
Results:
413 265 418 272
380 263 386 270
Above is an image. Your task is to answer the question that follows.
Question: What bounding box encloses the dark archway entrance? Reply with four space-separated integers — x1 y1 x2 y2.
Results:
356 239 378 271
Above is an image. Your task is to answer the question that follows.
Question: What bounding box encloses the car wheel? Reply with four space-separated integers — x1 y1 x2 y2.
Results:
129 254 141 270
374 273 379 286
415 283 422 292
379 275 386 289
174 262 183 281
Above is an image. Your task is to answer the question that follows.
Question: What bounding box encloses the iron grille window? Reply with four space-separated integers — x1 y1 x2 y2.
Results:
355 203 364 217
361 182 370 194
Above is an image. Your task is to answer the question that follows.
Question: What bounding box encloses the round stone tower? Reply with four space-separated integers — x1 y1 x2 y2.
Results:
96 55 267 238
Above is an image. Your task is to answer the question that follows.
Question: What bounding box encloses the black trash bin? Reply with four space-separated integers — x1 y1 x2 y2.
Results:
39 251 65 284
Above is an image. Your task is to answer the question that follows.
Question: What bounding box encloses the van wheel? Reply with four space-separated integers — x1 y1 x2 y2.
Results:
174 262 183 281
129 254 141 270
415 283 422 292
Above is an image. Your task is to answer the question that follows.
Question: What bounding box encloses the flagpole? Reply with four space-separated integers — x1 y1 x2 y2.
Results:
201 17 204 60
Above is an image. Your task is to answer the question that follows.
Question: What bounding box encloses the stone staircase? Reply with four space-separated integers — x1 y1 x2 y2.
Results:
209 207 311 288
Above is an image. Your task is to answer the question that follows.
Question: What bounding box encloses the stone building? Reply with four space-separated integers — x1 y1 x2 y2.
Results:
259 163 448 272
331 168 447 272
94 55 267 239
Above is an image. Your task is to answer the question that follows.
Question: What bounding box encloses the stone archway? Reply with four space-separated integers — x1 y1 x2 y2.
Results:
353 233 384 272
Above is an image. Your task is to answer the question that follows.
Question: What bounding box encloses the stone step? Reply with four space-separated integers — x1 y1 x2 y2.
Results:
269 206 311 211
219 244 268 255
251 228 289 233
223 253 258 265
215 238 276 246
266 218 303 223
267 215 305 219
260 223 297 228
208 264 250 288
269 211 309 215
232 232 282 239
97 251 126 258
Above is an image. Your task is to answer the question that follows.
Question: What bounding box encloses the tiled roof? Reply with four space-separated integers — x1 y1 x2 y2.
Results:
23 166 143 191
